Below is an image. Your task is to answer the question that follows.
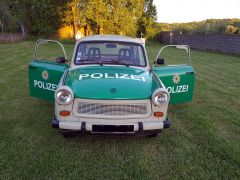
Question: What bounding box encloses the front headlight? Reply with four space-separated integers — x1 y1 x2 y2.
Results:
55 86 74 105
152 89 169 106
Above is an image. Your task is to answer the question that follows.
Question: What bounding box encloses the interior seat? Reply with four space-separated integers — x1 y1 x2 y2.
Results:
88 47 101 60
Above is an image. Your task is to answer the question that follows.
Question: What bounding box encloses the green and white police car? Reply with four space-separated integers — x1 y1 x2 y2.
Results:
28 35 195 137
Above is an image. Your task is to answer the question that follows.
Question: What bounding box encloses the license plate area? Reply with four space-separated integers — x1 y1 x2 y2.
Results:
92 125 134 133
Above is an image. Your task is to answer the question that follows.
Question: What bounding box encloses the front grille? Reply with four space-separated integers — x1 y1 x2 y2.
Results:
77 103 148 117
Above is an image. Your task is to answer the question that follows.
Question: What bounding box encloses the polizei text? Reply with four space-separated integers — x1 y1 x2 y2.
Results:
34 80 57 91
167 85 189 94
79 73 146 82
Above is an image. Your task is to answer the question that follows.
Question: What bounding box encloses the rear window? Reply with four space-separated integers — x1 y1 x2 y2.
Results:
74 41 147 67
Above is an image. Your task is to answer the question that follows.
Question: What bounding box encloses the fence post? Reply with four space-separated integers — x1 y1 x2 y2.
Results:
169 32 174 45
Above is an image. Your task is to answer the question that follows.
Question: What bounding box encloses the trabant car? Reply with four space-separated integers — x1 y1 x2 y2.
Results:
28 35 195 137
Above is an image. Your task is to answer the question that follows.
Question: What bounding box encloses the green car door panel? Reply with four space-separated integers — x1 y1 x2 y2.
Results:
28 60 69 101
153 66 195 104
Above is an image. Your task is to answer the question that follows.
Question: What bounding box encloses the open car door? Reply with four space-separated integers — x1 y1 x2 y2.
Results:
152 45 195 104
28 39 69 101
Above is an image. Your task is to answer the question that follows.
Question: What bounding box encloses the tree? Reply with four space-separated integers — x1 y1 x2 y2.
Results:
103 0 143 36
0 0 159 38
0 0 22 33
144 0 157 21
137 0 157 38
84 0 110 34
62 0 144 36
167 19 240 35
10 0 68 37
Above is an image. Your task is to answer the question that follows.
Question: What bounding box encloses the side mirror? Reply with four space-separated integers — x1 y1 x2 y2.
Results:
56 57 66 64
156 58 165 65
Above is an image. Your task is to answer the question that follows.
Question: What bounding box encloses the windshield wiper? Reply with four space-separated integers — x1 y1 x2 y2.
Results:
102 60 130 67
77 59 103 66
93 60 103 66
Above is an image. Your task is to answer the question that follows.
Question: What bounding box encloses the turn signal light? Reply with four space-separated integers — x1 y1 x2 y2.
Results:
154 112 164 117
60 110 70 116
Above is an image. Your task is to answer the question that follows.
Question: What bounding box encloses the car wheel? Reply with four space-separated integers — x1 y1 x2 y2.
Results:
61 131 75 138
148 133 158 137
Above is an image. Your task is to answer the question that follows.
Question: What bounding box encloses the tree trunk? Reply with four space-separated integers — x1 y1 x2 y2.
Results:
84 26 87 36
71 6 76 38
21 24 26 37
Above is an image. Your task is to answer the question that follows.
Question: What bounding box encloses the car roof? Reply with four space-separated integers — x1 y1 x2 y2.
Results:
77 35 144 45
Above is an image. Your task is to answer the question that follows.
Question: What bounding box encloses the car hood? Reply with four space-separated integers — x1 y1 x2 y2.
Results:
65 66 159 100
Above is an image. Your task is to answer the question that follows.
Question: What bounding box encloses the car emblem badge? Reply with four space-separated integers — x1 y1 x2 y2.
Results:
173 74 180 84
110 88 117 93
41 70 49 80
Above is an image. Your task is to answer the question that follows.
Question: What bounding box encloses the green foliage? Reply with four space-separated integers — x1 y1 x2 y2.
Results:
108 0 143 36
26 0 56 36
225 25 240 34
0 0 22 33
160 19 240 35
144 0 157 21
23 0 70 37
137 0 158 38
0 0 69 36
1 0 159 38
61 0 144 36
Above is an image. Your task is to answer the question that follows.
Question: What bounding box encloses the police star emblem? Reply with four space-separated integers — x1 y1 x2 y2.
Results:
173 74 180 84
41 70 49 80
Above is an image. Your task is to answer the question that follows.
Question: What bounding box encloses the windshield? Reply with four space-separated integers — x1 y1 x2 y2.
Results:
74 41 147 67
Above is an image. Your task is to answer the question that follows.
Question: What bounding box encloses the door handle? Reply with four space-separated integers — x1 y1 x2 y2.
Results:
185 71 194 74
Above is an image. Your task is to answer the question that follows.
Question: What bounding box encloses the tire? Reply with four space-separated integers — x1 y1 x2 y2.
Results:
62 133 72 138
148 133 158 137
61 131 75 138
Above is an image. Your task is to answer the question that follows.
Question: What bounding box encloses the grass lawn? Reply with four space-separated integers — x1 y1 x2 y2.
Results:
0 40 239 179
